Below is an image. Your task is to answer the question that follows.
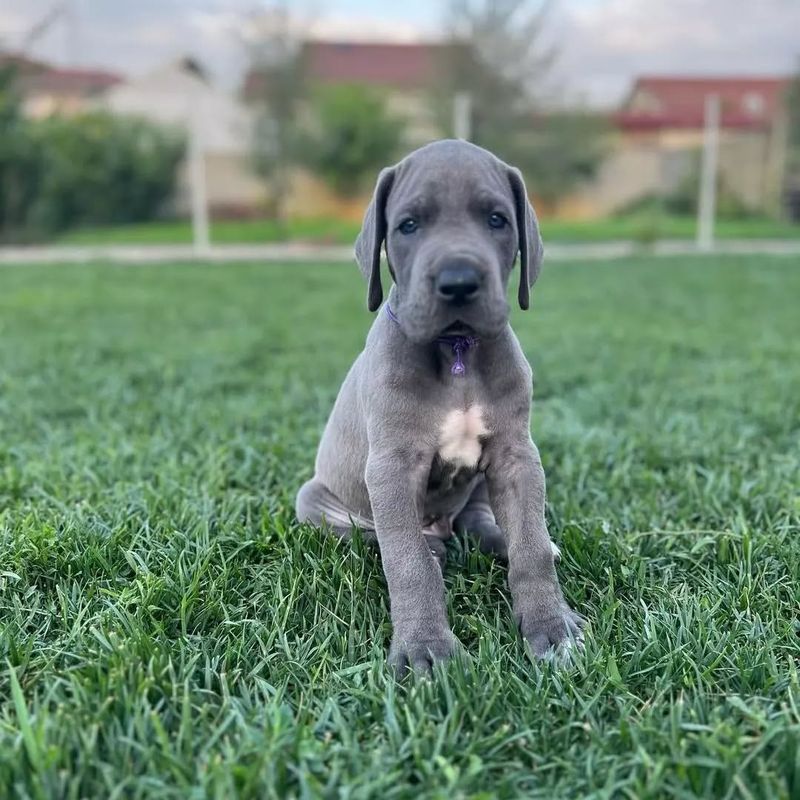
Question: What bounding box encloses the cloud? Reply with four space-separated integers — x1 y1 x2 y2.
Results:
555 0 800 105
2 0 798 102
307 15 432 43
0 7 29 39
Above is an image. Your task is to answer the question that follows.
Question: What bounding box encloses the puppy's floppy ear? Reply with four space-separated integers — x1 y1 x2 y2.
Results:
354 166 396 312
507 167 544 311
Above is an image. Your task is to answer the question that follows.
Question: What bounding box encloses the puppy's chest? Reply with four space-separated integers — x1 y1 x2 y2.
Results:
427 405 488 494
436 405 489 469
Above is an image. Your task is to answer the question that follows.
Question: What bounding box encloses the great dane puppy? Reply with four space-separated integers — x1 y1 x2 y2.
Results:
296 139 583 674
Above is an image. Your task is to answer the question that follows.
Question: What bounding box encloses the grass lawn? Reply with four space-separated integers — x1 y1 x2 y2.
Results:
59 217 363 247
1 255 799 798
57 214 800 246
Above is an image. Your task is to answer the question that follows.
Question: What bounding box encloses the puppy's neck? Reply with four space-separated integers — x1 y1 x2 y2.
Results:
384 302 479 377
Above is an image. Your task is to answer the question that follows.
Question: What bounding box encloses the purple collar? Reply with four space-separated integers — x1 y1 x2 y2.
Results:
385 304 478 376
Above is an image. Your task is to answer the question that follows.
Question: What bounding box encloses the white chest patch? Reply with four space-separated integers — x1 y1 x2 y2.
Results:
438 406 488 469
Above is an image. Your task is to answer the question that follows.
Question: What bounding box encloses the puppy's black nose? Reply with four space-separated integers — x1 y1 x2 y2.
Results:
436 265 480 305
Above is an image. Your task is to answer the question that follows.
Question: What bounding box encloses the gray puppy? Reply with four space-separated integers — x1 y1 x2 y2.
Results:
297 139 583 674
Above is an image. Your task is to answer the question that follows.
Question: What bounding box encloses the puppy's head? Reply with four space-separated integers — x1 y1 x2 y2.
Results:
355 139 543 343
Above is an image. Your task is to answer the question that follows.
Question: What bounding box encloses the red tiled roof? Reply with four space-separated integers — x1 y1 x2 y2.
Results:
617 76 790 131
18 66 121 95
1 53 121 96
305 41 440 87
0 53 50 74
244 40 444 98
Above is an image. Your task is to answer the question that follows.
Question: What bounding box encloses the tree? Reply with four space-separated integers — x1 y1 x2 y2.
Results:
439 0 608 209
0 65 42 240
297 84 404 197
244 3 307 223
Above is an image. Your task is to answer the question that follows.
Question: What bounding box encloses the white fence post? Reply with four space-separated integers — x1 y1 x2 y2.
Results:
189 114 211 255
697 93 721 251
453 92 472 141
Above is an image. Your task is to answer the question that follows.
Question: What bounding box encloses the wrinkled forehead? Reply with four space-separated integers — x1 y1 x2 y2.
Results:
387 150 513 217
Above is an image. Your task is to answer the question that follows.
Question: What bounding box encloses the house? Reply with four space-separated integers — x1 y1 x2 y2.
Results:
617 76 788 135
100 58 264 216
1 52 121 118
573 75 791 217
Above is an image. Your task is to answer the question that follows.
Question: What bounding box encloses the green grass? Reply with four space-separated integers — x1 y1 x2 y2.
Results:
1 256 799 799
59 217 362 246
57 214 800 246
542 215 800 242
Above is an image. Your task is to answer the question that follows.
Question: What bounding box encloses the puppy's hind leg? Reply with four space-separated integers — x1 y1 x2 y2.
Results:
455 479 563 563
454 479 508 560
297 478 447 568
296 477 375 538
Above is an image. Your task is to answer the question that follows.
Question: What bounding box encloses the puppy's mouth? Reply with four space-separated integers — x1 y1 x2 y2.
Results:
440 321 475 337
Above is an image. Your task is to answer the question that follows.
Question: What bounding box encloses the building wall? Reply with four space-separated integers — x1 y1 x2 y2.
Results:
284 170 369 221
101 67 254 155
178 127 779 222
384 90 440 147
561 127 777 218
173 155 268 217
718 132 772 209
100 65 263 216
22 92 93 119
558 136 665 217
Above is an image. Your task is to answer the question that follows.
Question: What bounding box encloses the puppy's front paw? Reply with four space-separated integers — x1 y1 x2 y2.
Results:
518 602 584 660
388 627 463 677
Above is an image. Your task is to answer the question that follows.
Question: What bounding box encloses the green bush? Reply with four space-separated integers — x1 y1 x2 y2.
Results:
297 84 403 197
0 69 185 242
27 113 185 234
0 70 44 241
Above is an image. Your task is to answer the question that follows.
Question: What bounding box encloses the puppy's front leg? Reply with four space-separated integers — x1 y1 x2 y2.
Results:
485 436 583 658
365 448 461 675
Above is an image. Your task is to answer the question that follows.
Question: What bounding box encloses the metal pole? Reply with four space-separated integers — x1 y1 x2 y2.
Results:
189 113 211 255
453 91 472 141
697 93 721 251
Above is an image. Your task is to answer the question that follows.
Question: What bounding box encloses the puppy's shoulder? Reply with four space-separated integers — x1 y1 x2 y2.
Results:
487 327 533 386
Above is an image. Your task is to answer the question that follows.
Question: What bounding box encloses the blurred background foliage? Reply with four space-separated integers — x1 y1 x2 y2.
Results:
296 84 403 197
0 65 184 242
435 0 609 210
1 0 799 244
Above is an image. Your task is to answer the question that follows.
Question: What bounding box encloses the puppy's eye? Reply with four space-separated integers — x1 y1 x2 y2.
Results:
488 212 508 230
398 218 419 235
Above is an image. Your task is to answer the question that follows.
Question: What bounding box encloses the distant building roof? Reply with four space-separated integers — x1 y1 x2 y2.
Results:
0 53 50 74
305 41 441 87
18 66 121 96
243 40 446 98
617 76 790 132
1 52 121 97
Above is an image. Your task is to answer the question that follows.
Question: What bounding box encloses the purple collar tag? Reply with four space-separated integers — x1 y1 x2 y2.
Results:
385 304 478 376
439 334 478 375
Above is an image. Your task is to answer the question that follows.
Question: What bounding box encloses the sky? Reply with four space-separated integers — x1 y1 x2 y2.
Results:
1 0 799 106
